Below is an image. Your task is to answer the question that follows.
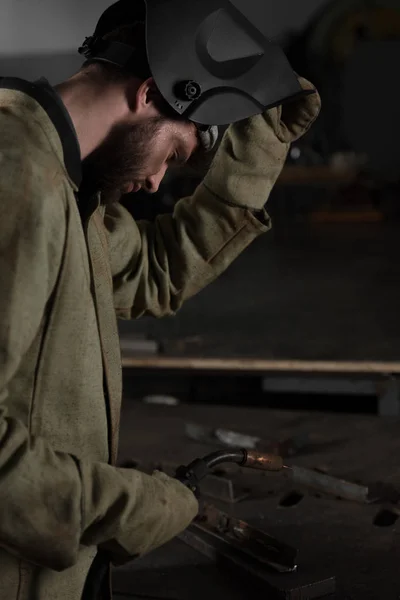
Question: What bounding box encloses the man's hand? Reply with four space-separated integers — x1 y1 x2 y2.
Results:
201 76 321 212
84 467 199 565
265 76 321 143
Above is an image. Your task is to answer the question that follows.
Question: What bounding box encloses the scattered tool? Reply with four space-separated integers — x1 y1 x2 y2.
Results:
185 422 309 457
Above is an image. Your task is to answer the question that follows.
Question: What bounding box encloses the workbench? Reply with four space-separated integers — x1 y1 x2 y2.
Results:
113 402 400 599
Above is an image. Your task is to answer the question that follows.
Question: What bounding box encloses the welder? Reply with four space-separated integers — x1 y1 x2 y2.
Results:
0 1 320 599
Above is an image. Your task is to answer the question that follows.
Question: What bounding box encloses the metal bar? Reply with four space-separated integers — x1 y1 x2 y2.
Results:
288 466 374 503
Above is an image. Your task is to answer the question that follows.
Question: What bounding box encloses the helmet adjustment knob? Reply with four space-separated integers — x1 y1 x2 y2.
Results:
174 80 202 102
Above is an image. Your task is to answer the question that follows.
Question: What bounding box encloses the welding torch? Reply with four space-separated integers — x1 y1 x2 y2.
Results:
175 449 288 495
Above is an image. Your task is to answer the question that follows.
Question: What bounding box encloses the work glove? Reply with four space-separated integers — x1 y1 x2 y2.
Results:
201 76 321 212
81 467 198 565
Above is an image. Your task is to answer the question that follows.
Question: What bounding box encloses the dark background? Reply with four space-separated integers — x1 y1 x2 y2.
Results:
4 3 400 598
3 0 400 415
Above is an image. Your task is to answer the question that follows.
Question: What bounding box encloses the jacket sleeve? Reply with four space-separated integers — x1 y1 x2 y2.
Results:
105 187 271 320
0 140 197 571
105 79 320 319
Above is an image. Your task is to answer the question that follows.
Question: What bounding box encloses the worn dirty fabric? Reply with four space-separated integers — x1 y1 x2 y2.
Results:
107 78 321 319
0 76 276 600
202 76 321 212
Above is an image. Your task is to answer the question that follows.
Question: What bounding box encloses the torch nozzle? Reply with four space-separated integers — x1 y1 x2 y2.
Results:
240 449 285 472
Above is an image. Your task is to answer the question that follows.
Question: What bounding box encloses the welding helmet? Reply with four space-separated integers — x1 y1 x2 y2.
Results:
79 0 309 127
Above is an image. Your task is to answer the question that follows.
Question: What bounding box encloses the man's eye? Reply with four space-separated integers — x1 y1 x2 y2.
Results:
169 153 182 166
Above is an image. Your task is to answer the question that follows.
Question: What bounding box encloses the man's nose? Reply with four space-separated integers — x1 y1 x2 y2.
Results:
145 164 168 193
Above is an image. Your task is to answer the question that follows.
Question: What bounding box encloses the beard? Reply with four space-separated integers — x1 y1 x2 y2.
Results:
80 116 165 203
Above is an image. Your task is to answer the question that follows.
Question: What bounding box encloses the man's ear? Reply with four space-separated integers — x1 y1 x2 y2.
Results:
131 77 161 118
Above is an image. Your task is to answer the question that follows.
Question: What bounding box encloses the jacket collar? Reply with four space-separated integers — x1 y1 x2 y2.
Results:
0 76 82 189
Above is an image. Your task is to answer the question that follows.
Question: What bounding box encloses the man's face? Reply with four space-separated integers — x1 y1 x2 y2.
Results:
81 115 198 200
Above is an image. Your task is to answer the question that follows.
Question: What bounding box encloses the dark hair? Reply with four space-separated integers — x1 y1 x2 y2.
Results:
80 21 187 122
81 21 151 83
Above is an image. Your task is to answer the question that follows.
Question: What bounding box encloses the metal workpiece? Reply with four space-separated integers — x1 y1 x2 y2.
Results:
179 503 336 599
179 526 335 600
196 503 298 573
286 466 374 504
